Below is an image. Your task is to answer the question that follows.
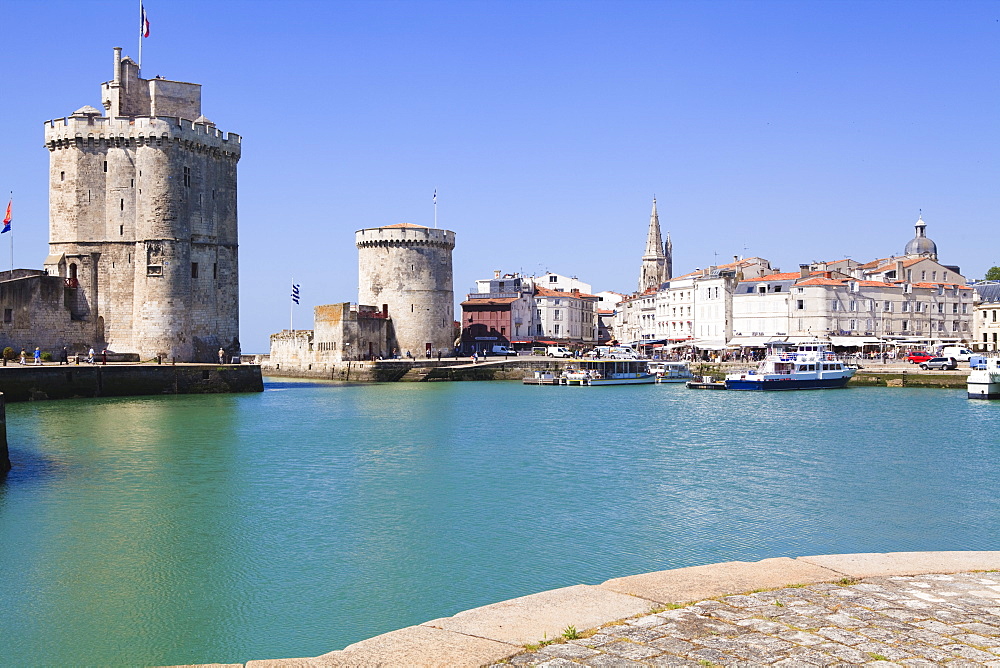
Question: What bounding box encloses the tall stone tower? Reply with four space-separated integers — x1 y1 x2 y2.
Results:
638 197 671 292
356 224 455 356
44 48 241 361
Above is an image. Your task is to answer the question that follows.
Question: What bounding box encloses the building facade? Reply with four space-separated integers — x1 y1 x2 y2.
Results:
972 282 1000 351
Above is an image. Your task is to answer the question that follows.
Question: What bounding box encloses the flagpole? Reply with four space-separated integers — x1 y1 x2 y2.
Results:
290 277 294 331
433 189 438 229
138 0 142 74
8 193 12 280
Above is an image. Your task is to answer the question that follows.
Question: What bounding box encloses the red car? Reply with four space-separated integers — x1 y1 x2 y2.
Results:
906 351 934 364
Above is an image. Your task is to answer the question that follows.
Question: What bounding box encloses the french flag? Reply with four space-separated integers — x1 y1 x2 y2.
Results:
140 4 150 38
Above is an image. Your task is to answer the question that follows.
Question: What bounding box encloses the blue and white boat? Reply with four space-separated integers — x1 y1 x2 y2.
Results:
725 341 856 391
967 356 1000 400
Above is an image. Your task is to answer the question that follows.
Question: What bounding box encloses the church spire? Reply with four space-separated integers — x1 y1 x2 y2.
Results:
638 197 667 292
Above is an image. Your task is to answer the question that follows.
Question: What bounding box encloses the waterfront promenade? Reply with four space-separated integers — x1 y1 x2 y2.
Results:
206 551 999 667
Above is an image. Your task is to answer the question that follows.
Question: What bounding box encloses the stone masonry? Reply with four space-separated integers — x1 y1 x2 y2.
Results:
31 47 242 362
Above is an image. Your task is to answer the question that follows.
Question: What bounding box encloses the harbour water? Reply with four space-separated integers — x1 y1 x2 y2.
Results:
0 380 997 665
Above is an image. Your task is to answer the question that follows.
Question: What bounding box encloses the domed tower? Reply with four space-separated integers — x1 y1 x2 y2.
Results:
903 214 938 259
44 48 241 361
356 224 455 356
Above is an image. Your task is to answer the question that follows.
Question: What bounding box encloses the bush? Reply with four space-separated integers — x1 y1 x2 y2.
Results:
41 352 53 362
2 347 14 361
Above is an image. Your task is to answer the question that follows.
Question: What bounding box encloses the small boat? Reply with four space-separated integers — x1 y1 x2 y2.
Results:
560 360 655 386
522 370 559 385
967 356 1000 400
725 341 857 391
649 361 695 383
686 375 727 390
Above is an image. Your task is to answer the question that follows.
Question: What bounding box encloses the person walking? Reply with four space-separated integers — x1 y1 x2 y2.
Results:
33 347 41 365
87 347 95 364
60 346 69 365
19 348 26 365
218 347 225 364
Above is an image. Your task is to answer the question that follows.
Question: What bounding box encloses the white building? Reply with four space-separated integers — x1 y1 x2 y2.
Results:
532 286 598 343
972 282 1000 351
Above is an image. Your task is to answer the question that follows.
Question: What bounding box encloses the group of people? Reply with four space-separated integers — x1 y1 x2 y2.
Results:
17 346 98 365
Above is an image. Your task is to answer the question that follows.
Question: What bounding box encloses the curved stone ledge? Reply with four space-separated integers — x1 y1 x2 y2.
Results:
198 551 1000 667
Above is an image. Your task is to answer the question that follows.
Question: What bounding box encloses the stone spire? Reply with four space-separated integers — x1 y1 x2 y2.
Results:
664 231 673 281
638 197 667 292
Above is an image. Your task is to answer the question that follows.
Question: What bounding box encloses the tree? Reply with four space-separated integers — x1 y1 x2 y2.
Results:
986 266 1000 281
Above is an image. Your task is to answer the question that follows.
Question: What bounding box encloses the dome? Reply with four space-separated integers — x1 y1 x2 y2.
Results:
904 216 937 258
70 105 103 117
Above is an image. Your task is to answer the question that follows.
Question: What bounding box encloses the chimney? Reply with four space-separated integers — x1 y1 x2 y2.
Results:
382 304 389 318
113 47 122 86
799 264 810 279
895 260 904 280
494 270 501 279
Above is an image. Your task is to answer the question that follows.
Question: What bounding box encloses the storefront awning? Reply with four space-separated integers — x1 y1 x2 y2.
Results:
828 336 884 347
728 336 771 347
692 340 728 350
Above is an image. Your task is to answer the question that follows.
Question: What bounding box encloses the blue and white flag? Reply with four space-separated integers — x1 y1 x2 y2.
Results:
432 189 437 204
291 283 300 304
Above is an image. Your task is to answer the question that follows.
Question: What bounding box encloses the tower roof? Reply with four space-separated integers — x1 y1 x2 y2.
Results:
383 223 429 229
904 215 938 258
643 198 664 260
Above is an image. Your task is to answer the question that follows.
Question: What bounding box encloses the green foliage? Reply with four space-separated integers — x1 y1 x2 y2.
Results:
869 653 889 661
562 625 580 640
985 266 1000 280
41 352 53 362
2 346 14 360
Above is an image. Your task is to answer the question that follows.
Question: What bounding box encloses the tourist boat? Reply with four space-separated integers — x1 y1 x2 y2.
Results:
649 361 695 383
559 360 656 386
724 341 857 391
967 356 1000 400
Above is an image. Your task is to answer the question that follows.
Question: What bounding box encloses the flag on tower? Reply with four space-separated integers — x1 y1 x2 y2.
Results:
140 3 150 38
291 283 300 304
433 189 437 204
2 199 11 234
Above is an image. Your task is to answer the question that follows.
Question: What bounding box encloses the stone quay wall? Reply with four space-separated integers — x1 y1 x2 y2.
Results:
0 364 263 402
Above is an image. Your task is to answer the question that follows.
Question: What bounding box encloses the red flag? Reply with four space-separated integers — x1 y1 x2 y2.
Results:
2 199 10 234
140 4 150 38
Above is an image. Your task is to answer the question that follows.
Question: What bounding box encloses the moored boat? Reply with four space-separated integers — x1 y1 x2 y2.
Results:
649 361 695 383
724 341 856 391
967 356 1000 400
560 360 655 386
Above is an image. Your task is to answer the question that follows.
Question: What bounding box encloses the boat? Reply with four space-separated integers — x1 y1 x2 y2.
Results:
967 356 1000 400
686 375 727 390
724 341 857 391
522 370 559 385
559 360 655 386
649 361 695 383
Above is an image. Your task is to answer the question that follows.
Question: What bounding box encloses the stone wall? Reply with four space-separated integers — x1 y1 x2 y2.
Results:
0 275 94 355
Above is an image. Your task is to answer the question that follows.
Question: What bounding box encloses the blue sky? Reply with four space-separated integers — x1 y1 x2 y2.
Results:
1 0 997 352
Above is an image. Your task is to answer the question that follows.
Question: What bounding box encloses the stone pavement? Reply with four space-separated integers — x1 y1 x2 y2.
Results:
200 552 999 668
502 571 1000 667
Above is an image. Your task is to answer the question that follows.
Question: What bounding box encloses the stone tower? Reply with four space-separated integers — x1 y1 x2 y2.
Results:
638 197 670 292
43 48 241 361
903 214 938 259
356 224 455 356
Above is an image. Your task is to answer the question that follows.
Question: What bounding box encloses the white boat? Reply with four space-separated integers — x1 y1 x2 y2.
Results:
649 361 695 383
967 356 1000 400
725 341 857 391
560 360 655 386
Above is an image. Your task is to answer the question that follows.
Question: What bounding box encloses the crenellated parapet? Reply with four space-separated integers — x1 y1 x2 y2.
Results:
44 115 241 160
355 226 455 250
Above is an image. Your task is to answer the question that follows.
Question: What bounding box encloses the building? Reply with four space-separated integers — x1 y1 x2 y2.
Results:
638 198 672 292
532 286 598 344
460 271 534 354
972 282 1000 351
0 47 241 362
269 223 456 366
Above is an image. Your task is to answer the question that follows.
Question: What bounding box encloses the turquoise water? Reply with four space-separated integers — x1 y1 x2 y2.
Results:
0 380 997 665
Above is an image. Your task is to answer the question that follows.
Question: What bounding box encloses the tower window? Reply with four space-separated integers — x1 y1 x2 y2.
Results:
60 171 65 181
119 225 124 236
120 198 124 211
131 179 134 188
213 262 217 279
3 309 11 323
103 161 108 172
183 166 191 187
191 262 199 278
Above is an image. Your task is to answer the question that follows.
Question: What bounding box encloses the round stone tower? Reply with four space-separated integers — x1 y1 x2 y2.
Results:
356 224 455 357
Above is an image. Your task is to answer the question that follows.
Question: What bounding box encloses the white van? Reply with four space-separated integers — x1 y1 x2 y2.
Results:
546 346 573 358
939 346 973 362
490 345 515 356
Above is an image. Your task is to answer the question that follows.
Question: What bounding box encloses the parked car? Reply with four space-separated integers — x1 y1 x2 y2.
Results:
906 351 934 364
920 357 957 371
546 346 573 358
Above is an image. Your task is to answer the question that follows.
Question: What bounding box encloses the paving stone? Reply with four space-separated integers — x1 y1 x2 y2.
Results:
816 641 869 663
538 643 601 660
952 632 1000 646
599 640 662 660
535 659 581 668
647 636 696 655
776 628 827 645
580 654 648 668
817 626 867 645
508 651 549 665
943 643 1000 661
958 621 1000 635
